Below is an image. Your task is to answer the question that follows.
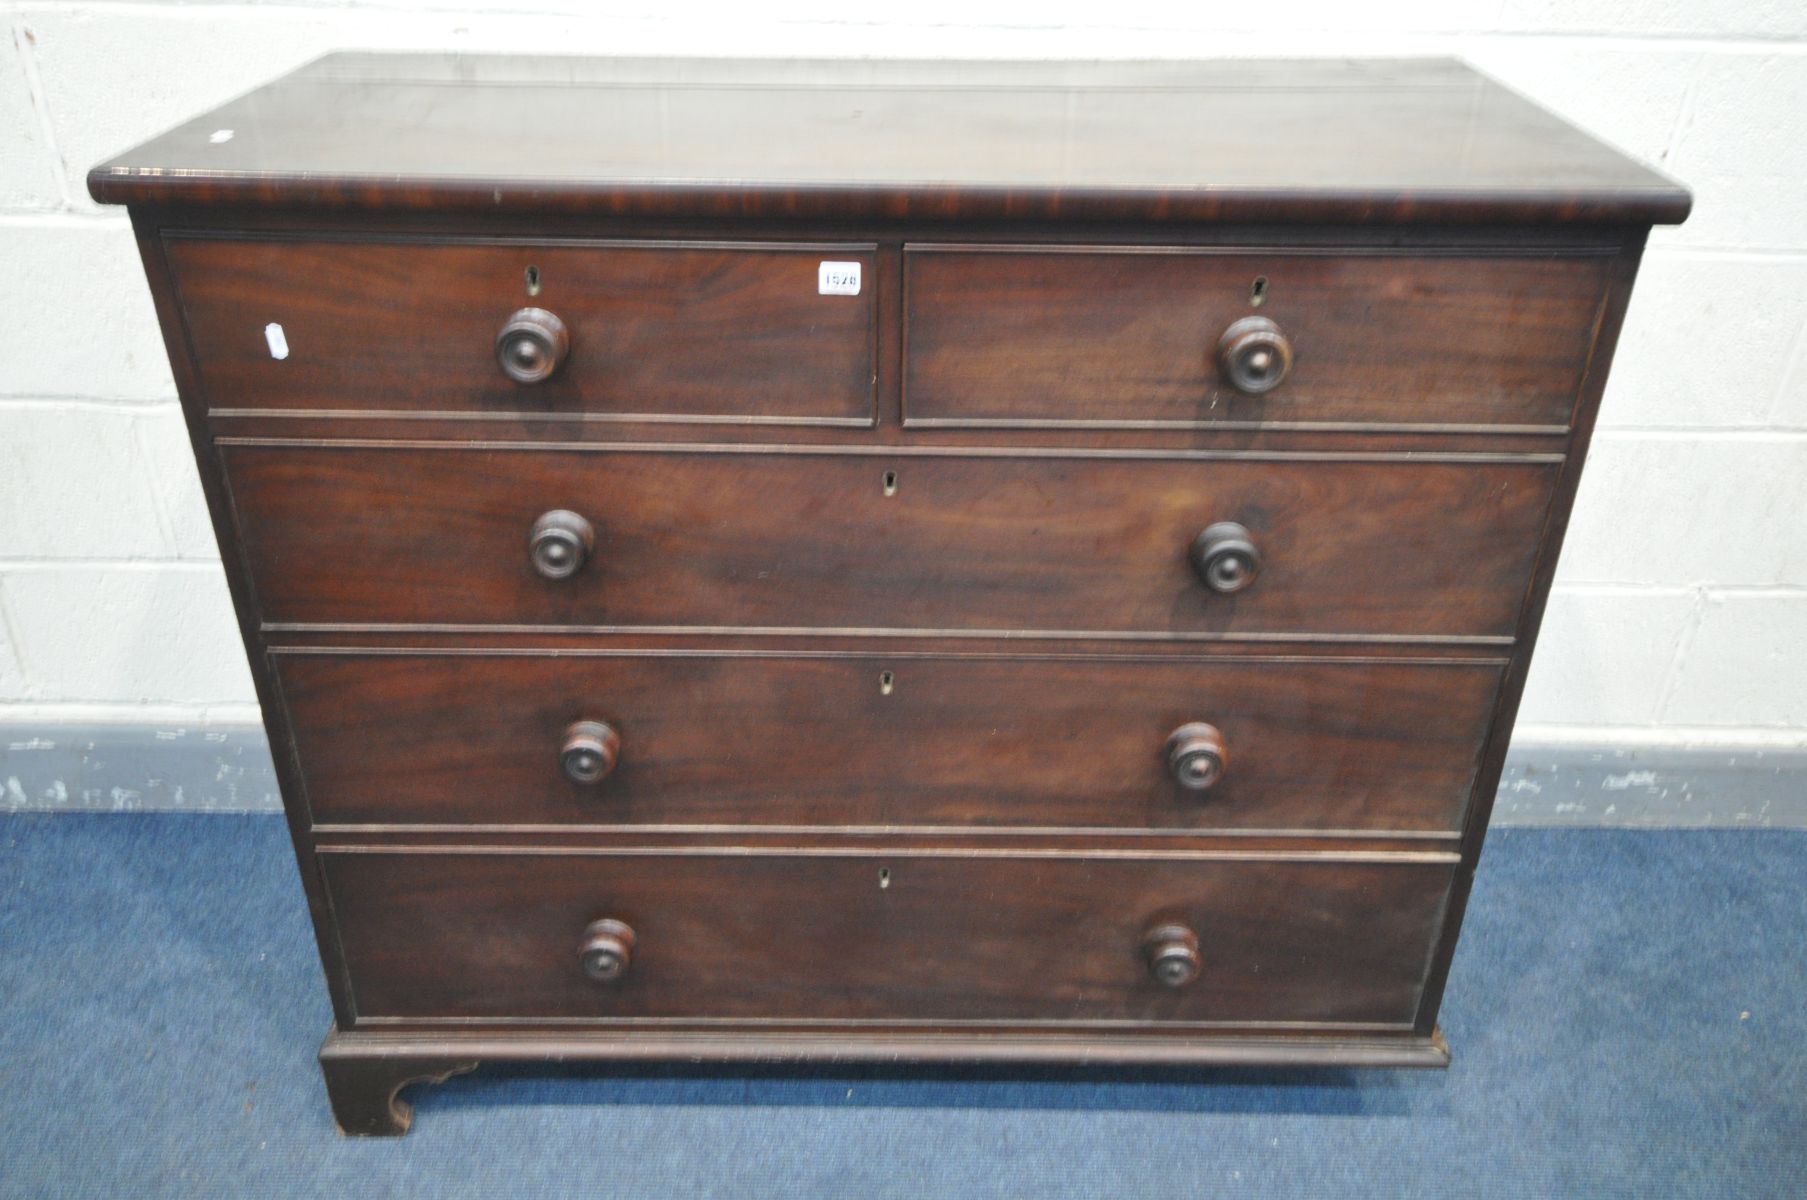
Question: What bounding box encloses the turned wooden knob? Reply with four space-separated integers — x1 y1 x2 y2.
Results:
1165 723 1227 791
561 720 621 786
1217 315 1292 395
579 918 636 983
496 307 569 384
1190 522 1260 593
1143 923 1201 987
529 509 594 580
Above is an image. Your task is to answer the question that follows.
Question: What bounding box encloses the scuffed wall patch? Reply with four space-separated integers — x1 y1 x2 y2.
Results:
1494 746 1807 828
0 725 281 812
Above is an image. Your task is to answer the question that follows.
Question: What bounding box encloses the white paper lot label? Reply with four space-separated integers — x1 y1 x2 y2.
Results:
264 322 290 360
817 261 862 296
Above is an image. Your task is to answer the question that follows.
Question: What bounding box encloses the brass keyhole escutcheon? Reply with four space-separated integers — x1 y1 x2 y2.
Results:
879 670 895 696
882 470 899 497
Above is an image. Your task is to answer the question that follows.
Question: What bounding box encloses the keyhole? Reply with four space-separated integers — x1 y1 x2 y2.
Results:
1249 276 1268 306
879 670 895 696
878 868 891 889
525 265 542 296
882 470 898 497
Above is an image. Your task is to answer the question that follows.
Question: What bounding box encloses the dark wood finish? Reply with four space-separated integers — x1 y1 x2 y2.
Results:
1143 923 1203 987
316 826 1460 858
578 918 637 983
559 720 621 787
1190 522 1262 594
166 236 878 424
90 55 1689 227
272 651 1502 831
317 1038 477 1136
904 248 1611 430
527 509 595 581
204 404 1578 454
1164 723 1228 792
1413 236 1653 1038
494 307 569 384
319 1026 1454 1096
269 624 1514 663
1216 316 1293 396
321 850 1453 1025
123 211 364 1037
224 446 1559 639
94 53 1685 1133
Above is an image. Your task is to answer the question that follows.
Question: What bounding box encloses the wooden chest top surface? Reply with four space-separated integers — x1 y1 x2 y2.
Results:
89 53 1688 226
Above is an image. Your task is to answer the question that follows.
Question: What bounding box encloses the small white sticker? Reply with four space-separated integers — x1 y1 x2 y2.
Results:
209 128 235 144
818 261 862 296
264 322 289 360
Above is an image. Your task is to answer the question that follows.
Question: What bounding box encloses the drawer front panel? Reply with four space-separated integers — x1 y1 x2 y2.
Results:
280 652 1500 832
167 237 877 423
904 248 1610 429
225 447 1558 638
324 851 1453 1025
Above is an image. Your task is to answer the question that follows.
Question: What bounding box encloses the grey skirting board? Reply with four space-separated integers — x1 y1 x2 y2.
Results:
2 723 1804 827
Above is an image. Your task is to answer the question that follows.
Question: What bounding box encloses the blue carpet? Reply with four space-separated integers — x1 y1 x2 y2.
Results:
0 815 1801 1198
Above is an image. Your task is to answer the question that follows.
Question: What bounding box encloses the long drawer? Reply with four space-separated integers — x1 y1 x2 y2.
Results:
323 850 1454 1026
904 247 1610 429
167 237 878 423
223 446 1558 638
278 651 1501 831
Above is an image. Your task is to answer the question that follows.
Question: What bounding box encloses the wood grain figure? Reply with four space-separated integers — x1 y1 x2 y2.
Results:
93 52 1687 1133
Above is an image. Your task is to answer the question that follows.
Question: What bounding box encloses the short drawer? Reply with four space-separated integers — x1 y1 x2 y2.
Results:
166 236 877 423
903 246 1611 430
280 651 1499 832
323 850 1453 1025
223 446 1558 639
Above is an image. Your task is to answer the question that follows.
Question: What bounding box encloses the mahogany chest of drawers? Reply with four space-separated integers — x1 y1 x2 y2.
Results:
92 53 1689 1135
